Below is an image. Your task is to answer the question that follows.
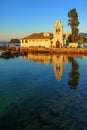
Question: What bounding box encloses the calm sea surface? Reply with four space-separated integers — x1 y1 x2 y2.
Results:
0 53 87 130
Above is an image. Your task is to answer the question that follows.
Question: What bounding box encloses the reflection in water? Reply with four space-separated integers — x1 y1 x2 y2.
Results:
68 57 80 89
22 53 69 81
52 55 68 80
22 53 80 87
1 54 87 130
25 53 52 64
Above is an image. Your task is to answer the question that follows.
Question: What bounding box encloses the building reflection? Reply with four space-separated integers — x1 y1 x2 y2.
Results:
22 53 68 80
52 55 68 80
23 53 52 64
22 53 81 89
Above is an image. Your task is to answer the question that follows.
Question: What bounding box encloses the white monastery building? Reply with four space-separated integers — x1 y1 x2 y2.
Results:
20 20 69 48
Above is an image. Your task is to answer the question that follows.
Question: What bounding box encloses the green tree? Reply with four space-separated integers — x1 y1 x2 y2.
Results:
10 39 20 43
68 8 79 42
67 34 72 43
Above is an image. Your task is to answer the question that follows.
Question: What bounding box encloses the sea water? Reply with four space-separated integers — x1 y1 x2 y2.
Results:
0 54 87 130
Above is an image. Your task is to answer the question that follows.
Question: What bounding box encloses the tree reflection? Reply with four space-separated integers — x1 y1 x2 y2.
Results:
21 53 80 88
68 57 79 89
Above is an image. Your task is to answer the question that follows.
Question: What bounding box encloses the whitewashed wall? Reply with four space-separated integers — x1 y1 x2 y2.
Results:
20 39 51 48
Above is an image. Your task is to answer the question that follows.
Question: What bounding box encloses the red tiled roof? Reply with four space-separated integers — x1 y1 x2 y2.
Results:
22 33 53 40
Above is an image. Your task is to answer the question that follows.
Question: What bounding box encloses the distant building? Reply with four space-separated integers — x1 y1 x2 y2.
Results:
68 43 78 48
20 20 70 48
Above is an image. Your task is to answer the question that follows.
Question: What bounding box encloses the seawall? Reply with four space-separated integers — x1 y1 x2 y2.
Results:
20 47 87 54
0 45 87 54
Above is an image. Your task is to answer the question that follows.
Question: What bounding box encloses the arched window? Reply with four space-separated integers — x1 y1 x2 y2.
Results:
56 28 60 34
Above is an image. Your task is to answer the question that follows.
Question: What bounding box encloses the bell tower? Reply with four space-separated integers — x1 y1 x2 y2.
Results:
53 20 63 47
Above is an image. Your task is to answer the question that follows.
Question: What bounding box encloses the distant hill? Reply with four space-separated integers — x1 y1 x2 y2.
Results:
79 33 87 36
0 41 8 44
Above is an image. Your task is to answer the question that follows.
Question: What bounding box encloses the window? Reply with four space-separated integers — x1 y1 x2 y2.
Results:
25 40 28 43
45 39 48 42
36 40 39 42
22 40 24 43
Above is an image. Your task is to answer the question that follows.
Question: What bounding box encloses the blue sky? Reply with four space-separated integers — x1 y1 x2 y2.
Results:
0 0 87 41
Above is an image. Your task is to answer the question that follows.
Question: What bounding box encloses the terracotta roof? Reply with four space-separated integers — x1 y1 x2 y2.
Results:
22 33 53 40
